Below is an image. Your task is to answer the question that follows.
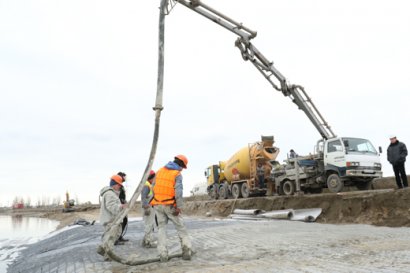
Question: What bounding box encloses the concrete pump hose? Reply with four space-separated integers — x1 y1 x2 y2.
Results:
101 0 182 265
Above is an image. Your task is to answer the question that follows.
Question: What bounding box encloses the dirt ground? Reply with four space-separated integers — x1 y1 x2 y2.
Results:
183 176 410 227
3 176 409 229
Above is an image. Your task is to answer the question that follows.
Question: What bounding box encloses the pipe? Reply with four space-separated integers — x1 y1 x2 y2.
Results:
101 0 169 265
233 209 263 215
260 210 293 220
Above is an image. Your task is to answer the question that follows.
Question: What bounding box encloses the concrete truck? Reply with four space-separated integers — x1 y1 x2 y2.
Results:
205 136 279 199
271 138 383 195
170 1 383 195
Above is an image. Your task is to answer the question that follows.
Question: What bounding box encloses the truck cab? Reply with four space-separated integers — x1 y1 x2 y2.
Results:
204 162 226 199
320 137 382 191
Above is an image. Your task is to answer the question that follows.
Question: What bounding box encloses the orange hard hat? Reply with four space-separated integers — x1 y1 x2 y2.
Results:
111 174 124 185
175 154 188 169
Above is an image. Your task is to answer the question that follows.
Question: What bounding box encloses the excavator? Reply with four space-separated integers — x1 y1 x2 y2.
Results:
167 0 383 195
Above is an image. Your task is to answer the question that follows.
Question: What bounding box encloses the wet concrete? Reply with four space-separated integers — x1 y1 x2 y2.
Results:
7 217 410 273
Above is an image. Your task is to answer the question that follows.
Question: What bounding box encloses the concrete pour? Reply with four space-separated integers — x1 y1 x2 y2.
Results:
7 216 410 273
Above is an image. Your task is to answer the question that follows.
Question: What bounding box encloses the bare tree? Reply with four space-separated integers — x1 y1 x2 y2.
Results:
25 196 31 208
12 196 19 206
52 196 61 206
41 196 51 207
36 198 41 208
55 195 61 206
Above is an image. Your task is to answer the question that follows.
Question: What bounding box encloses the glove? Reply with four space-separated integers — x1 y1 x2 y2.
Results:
173 207 181 216
144 208 151 216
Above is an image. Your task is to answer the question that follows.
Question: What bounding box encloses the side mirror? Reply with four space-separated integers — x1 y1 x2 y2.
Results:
379 146 383 154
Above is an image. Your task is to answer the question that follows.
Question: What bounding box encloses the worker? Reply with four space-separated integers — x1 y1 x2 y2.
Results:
256 162 265 188
150 154 193 262
387 135 408 189
141 170 156 248
289 149 298 159
116 172 129 243
97 174 128 259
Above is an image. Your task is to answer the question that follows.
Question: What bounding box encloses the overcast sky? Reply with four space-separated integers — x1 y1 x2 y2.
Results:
1 0 409 206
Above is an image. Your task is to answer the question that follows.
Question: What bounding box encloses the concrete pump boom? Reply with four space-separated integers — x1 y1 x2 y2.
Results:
172 0 336 140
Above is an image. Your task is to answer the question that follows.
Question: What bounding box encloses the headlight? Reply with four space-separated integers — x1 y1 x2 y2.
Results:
374 163 382 168
347 161 360 167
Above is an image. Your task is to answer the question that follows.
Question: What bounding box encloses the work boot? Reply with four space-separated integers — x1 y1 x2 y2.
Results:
159 255 168 263
142 241 157 248
114 240 125 246
118 236 129 242
97 246 111 261
182 246 192 261
96 245 105 256
149 242 158 248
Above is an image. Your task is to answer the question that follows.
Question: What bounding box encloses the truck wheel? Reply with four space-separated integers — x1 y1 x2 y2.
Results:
219 183 229 199
209 186 218 200
231 183 242 199
282 180 295 196
241 183 250 198
327 174 343 193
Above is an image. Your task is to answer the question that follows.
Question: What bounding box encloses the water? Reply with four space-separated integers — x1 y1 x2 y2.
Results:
0 215 59 273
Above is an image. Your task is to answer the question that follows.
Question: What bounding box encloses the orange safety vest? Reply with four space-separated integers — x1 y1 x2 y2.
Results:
150 167 180 206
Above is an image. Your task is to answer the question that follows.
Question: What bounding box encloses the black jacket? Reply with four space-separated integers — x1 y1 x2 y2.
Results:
387 140 408 165
119 187 126 204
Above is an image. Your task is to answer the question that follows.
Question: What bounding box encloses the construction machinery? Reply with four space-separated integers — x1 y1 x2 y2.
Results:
168 0 382 195
63 191 75 213
271 137 382 195
205 136 279 199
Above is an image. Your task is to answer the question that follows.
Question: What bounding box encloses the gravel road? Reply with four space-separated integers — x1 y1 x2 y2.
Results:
7 216 410 273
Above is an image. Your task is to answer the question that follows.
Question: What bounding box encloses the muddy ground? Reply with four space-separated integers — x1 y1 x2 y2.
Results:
2 176 409 228
183 176 410 227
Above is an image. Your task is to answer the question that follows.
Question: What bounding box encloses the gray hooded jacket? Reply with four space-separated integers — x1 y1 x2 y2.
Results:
99 186 122 226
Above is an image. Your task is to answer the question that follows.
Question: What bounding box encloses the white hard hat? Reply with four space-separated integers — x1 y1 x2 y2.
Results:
389 134 396 139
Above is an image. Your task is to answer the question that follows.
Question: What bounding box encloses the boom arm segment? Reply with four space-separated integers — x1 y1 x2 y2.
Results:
174 0 336 140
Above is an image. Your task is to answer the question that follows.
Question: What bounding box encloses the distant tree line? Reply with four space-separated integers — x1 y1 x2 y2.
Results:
12 195 63 208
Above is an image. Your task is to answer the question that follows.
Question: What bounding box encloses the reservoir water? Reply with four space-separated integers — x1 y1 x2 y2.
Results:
0 215 59 273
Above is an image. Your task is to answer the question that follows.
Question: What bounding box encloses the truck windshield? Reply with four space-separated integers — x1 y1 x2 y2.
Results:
342 138 377 154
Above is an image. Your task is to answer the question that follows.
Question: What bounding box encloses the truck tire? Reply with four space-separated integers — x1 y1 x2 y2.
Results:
231 183 242 199
327 174 343 193
282 180 295 196
241 183 250 198
209 185 218 200
219 182 229 199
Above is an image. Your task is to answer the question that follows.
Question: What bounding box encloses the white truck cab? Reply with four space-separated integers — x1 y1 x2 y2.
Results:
319 137 383 191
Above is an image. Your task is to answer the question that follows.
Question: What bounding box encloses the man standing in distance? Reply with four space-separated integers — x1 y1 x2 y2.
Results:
387 135 408 189
150 155 193 262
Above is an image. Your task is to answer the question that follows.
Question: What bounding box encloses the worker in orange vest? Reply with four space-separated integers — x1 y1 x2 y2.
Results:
141 170 156 248
150 155 192 262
